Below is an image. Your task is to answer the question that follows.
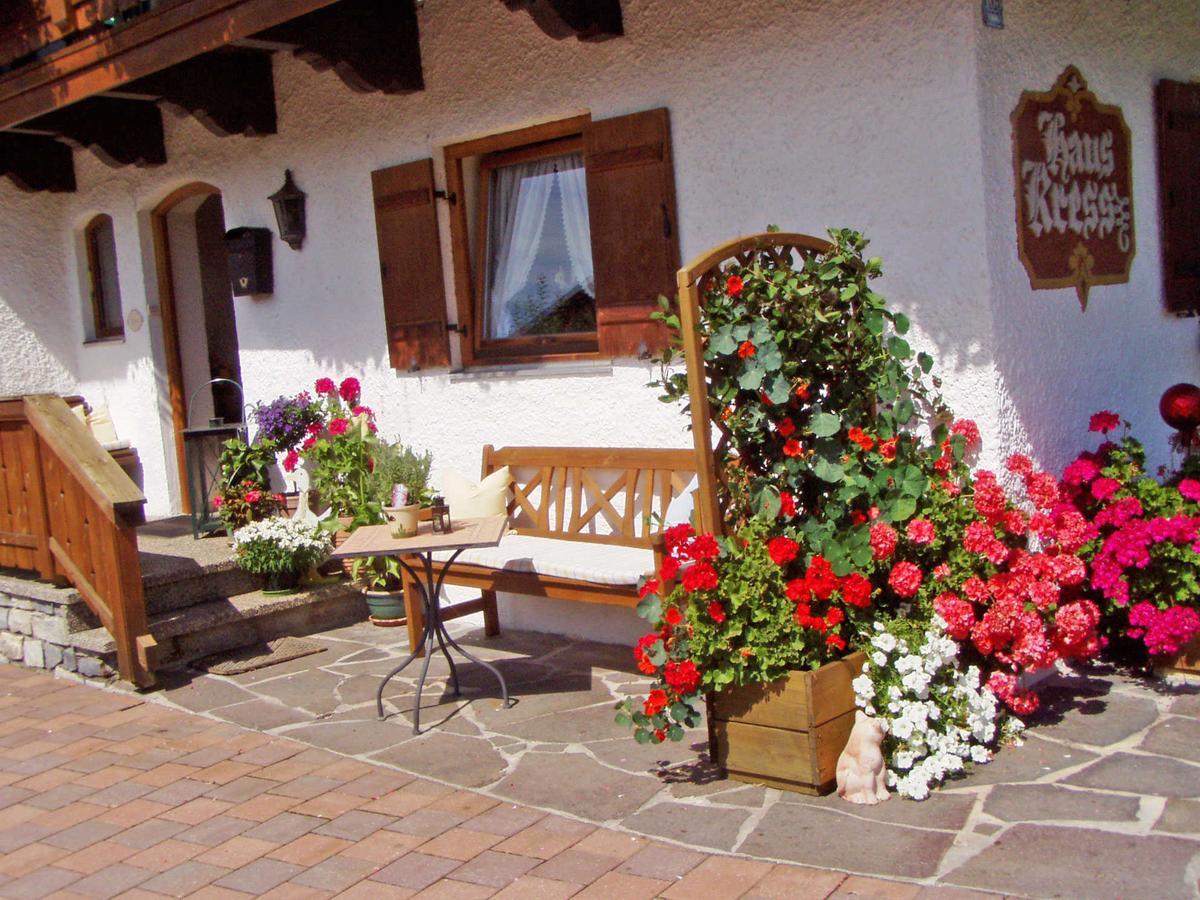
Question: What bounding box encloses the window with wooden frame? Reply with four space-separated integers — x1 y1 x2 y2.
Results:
369 108 680 370
83 214 124 340
1156 79 1200 316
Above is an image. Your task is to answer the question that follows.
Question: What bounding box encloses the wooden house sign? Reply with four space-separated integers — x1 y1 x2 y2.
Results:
1011 65 1134 309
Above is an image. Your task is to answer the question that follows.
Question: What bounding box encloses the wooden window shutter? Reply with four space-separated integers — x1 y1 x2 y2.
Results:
584 107 680 357
370 158 451 370
1157 79 1200 315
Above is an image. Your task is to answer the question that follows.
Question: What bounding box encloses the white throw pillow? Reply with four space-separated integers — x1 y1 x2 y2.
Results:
441 466 512 519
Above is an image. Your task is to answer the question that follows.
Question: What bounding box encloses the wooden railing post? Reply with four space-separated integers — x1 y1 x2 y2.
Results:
15 394 154 687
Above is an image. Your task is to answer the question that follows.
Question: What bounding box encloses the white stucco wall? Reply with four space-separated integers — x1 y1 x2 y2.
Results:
0 0 1195 643
975 0 1200 474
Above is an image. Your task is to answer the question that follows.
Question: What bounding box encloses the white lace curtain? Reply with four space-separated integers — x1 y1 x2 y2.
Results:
486 152 593 339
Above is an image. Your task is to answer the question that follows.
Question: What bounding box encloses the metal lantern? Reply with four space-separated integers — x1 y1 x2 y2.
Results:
269 169 306 251
430 495 451 534
184 378 247 539
185 421 244 539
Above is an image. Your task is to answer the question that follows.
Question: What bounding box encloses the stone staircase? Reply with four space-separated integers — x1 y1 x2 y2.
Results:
0 517 367 681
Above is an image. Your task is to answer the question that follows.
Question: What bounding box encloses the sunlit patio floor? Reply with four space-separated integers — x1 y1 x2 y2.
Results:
127 619 1200 898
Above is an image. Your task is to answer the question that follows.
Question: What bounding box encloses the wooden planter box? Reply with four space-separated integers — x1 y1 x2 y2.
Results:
1156 634 1200 678
708 651 865 795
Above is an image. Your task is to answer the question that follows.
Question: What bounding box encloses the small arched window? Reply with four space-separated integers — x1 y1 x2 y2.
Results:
84 214 124 340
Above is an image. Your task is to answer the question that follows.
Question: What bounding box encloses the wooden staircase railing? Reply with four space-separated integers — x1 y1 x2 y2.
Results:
0 394 156 686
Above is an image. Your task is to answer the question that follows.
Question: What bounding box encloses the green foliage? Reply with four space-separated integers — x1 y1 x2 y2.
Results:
369 441 435 507
651 228 952 574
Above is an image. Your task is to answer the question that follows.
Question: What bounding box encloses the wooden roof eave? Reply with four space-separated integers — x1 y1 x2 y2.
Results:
0 0 343 131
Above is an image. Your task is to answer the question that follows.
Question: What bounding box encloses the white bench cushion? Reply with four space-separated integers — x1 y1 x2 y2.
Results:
432 534 654 586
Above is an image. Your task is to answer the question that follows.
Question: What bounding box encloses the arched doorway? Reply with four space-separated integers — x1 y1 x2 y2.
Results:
151 183 244 514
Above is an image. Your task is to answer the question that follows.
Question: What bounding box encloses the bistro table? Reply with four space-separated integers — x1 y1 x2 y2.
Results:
331 515 512 734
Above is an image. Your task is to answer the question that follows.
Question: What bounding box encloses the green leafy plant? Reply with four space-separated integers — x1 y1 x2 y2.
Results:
214 479 281 532
369 441 435 507
350 555 405 592
301 376 385 528
652 227 952 576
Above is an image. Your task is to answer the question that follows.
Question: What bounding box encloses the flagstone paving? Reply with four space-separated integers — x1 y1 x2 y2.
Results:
2 621 1200 897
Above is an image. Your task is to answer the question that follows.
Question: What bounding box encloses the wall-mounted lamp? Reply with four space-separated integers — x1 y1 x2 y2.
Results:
269 169 306 250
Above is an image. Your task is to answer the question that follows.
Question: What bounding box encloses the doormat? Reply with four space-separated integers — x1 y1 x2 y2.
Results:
195 636 327 676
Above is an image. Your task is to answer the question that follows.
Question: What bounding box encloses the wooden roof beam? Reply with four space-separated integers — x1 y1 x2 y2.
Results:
113 48 275 138
252 0 423 95
503 0 623 42
16 95 165 167
0 132 75 192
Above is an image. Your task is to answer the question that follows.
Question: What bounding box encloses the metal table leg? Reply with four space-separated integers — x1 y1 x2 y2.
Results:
374 549 511 734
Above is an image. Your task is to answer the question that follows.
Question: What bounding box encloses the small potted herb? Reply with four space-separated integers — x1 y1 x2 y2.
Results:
232 517 332 594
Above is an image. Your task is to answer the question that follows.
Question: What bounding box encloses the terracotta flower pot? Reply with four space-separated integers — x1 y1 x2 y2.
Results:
707 651 865 795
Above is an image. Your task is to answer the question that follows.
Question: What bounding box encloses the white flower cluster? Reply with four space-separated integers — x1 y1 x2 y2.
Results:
233 517 331 554
853 620 999 801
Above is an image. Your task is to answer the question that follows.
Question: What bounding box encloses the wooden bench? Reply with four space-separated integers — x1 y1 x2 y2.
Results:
400 445 698 652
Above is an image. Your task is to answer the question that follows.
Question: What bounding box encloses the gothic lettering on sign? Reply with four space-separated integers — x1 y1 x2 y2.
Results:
1011 66 1134 310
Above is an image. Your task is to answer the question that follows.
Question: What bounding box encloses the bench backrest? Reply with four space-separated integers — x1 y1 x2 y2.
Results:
481 445 697 548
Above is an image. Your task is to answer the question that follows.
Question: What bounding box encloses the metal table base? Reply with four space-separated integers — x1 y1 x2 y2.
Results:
375 549 511 733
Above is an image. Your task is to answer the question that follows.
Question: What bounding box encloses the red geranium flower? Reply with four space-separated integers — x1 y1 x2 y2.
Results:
302 436 318 451
878 437 897 460
638 578 660 599
328 418 349 436
244 490 261 504
314 377 336 394
826 634 847 651
738 341 756 359
681 561 718 592
783 439 804 458
1089 410 1120 434
707 601 726 624
840 573 873 608
644 689 668 717
687 533 720 561
664 606 683 626
869 522 897 560
339 377 361 404
766 536 800 566
906 518 935 545
778 491 797 518
664 659 700 694
726 275 744 296
847 427 874 451
776 418 796 437
282 450 299 473
660 556 681 582
888 561 923 598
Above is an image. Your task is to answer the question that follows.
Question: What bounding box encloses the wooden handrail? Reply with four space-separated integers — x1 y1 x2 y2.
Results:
23 394 146 528
0 394 155 686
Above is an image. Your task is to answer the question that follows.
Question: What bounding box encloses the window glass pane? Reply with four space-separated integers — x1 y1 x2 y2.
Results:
89 217 123 335
483 151 595 340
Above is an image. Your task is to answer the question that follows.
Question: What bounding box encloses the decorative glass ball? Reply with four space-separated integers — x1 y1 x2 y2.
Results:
1159 383 1200 431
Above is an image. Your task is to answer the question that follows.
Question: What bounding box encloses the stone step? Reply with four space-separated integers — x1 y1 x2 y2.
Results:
68 582 368 674
141 562 261 616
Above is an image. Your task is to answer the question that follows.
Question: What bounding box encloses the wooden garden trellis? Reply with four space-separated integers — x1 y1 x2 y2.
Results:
675 231 836 536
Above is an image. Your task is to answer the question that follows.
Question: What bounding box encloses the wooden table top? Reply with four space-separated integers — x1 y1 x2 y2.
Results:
330 515 509 560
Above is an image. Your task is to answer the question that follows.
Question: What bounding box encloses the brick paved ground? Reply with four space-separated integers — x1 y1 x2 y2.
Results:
0 664 990 900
